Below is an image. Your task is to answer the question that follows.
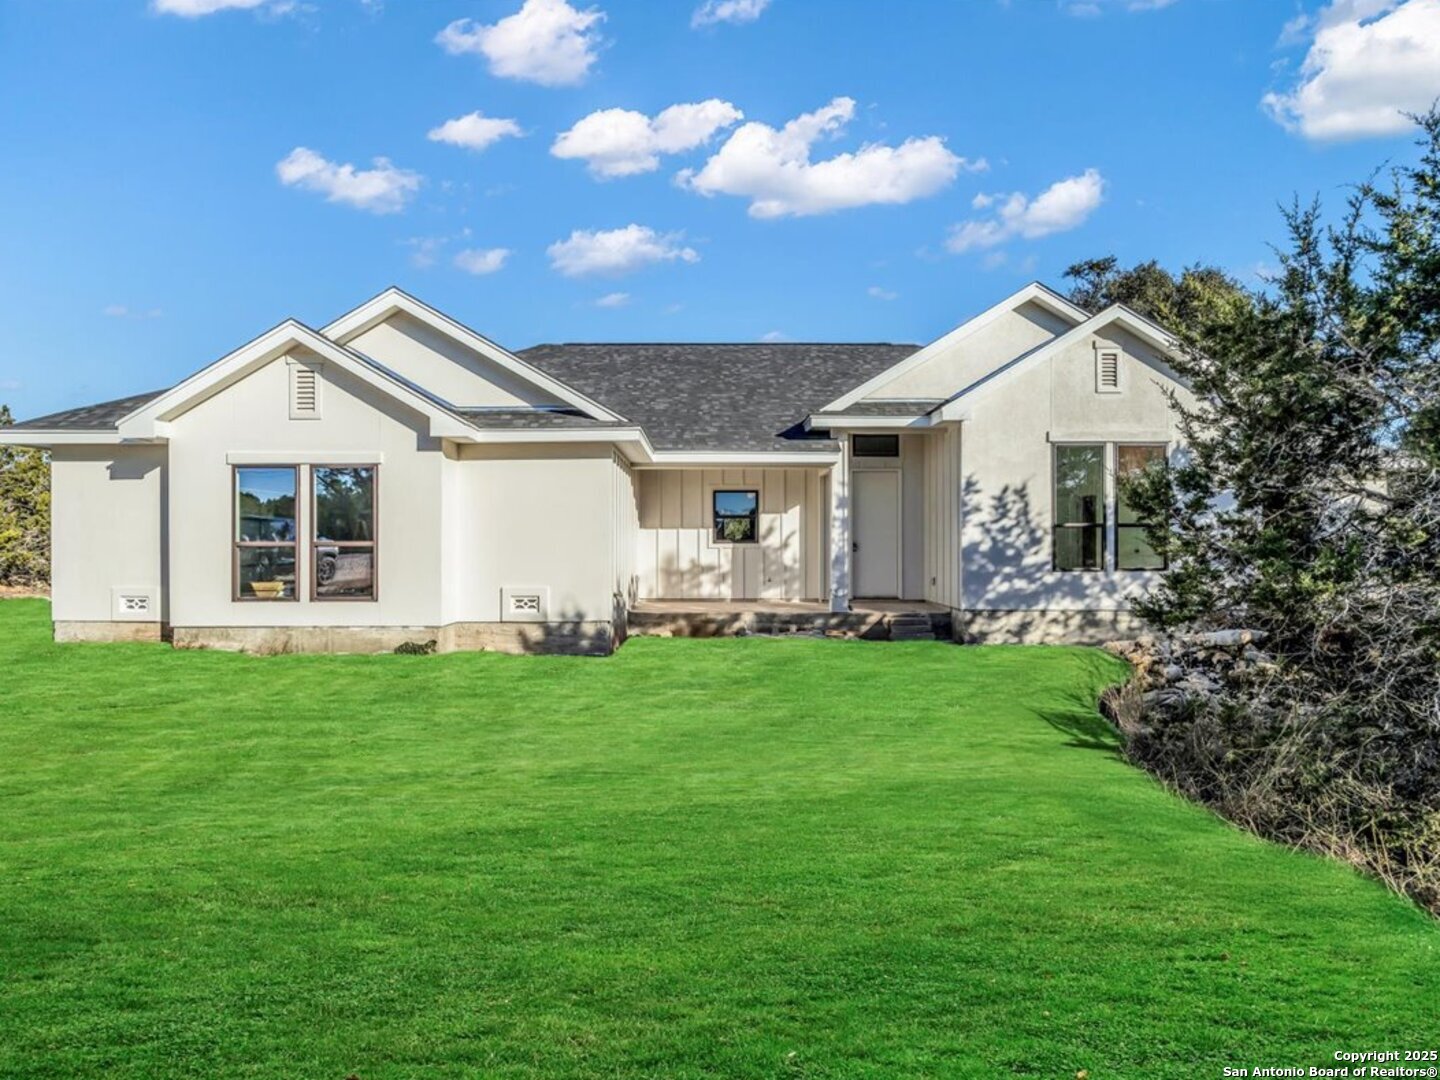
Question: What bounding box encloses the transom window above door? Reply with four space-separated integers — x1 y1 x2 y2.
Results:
853 434 900 458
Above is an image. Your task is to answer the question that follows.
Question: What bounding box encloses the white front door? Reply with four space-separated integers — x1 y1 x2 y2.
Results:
853 469 901 598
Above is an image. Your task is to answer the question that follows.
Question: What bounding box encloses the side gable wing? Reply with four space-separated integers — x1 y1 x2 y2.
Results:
932 303 1186 421
322 288 623 421
116 320 476 440
821 282 1089 412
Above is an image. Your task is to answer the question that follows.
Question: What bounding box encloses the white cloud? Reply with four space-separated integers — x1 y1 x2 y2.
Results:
427 111 524 152
404 228 473 269
547 224 699 277
0 379 21 392
760 330 789 342
946 168 1105 253
867 286 898 301
595 291 631 307
677 97 979 218
453 247 512 275
1263 0 1440 140
552 100 743 178
152 0 268 14
276 147 421 213
436 0 604 87
691 0 770 27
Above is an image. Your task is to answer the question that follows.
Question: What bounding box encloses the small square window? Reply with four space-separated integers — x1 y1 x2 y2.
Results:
853 434 900 457
713 489 759 544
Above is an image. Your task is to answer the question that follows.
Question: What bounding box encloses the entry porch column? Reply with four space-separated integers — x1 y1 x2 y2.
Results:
828 434 851 612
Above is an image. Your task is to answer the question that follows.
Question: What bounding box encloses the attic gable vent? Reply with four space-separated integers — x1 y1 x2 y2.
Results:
289 361 322 419
1095 347 1121 394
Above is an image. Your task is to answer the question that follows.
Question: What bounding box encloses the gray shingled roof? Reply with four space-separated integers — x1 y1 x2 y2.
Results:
4 390 165 431
520 343 919 452
453 408 628 430
3 342 924 452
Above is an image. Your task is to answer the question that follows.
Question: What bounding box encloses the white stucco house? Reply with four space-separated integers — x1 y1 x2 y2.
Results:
0 283 1191 654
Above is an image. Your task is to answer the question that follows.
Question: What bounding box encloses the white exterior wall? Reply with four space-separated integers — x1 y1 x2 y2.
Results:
447 442 618 624
867 301 1071 401
635 467 827 600
147 351 623 634
959 327 1189 625
50 445 168 624
165 350 448 628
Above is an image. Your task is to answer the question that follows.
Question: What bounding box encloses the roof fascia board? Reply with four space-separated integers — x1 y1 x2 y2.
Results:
642 451 840 467
462 426 646 444
0 430 132 447
117 320 475 441
321 288 623 423
820 282 1089 412
804 413 937 431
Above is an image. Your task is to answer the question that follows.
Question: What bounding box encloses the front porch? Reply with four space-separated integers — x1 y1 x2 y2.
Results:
627 599 953 641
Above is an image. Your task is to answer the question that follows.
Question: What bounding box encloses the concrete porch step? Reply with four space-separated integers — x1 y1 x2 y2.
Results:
887 613 940 641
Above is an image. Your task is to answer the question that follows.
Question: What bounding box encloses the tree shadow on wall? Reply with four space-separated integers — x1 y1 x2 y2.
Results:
958 475 1052 643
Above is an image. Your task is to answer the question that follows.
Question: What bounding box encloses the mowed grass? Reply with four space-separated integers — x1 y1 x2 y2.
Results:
0 600 1434 1079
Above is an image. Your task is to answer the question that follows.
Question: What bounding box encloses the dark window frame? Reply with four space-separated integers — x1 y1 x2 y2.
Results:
1051 443 1107 573
1116 443 1169 572
852 434 901 458
310 464 380 602
233 464 300 602
712 488 760 545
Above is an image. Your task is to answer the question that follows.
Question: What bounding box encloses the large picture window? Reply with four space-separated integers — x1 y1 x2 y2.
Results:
234 466 298 600
1117 444 1167 570
1053 444 1106 571
713 489 759 544
312 466 377 600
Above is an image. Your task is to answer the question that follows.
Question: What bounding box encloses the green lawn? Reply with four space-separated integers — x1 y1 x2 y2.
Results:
0 599 1434 1079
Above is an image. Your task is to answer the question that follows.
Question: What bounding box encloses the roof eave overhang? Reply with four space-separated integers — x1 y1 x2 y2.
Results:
0 429 143 447
640 450 841 468
803 413 938 431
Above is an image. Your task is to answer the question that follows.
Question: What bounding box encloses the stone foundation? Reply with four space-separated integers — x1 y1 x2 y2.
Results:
437 621 615 657
957 608 1149 645
160 621 616 656
54 620 166 644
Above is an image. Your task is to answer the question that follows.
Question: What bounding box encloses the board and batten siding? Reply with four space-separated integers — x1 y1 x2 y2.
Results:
635 468 828 601
922 423 963 610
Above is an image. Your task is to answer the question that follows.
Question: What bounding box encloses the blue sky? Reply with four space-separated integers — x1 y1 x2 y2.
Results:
2 0 1438 419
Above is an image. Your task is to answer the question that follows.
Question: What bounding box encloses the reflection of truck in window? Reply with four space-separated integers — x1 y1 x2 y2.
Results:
316 538 339 585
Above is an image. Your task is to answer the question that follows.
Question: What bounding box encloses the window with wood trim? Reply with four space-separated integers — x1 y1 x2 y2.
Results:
312 466 377 600
712 489 759 544
1053 444 1106 571
1116 444 1168 570
234 466 299 600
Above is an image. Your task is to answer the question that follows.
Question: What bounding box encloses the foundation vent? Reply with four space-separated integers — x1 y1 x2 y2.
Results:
501 586 549 623
111 587 157 621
